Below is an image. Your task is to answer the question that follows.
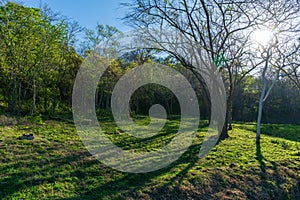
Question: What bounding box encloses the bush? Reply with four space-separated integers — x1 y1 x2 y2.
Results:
0 115 18 126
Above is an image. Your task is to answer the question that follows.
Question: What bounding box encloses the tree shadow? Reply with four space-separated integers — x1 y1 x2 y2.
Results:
256 138 266 180
0 118 209 199
2 120 299 199
59 143 202 200
254 138 298 199
0 148 103 199
0 127 203 199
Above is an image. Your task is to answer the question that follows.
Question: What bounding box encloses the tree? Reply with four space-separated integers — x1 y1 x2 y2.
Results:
0 2 83 116
280 43 300 89
123 0 266 139
251 0 300 139
256 45 280 139
232 75 259 122
0 2 50 115
82 23 121 56
81 23 124 112
49 17 83 115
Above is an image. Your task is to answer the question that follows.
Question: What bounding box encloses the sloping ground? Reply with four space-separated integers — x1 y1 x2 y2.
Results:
0 119 299 200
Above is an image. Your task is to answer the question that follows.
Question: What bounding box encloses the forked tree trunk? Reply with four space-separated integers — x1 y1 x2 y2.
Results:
256 48 280 139
256 52 269 140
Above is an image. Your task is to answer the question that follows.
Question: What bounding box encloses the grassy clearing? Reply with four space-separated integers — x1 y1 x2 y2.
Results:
0 117 299 199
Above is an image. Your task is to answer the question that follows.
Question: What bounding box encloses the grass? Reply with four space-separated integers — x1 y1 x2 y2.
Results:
0 116 299 199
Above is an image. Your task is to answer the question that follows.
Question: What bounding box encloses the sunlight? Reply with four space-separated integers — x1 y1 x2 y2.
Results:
252 28 274 47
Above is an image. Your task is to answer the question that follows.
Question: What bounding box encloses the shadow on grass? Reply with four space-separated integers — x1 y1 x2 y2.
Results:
256 139 266 179
0 150 98 199
254 138 299 199
57 124 300 199
0 122 204 200
1 120 299 199
58 143 202 200
0 118 208 199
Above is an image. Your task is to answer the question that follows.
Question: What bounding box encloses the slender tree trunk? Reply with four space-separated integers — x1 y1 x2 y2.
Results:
30 76 36 116
100 91 104 108
256 93 265 139
12 76 17 114
228 111 233 130
44 96 48 114
98 91 104 108
256 82 267 140
227 89 233 131
52 93 57 116
105 94 110 109
135 99 139 114
18 81 21 116
170 96 173 114
256 69 280 139
256 49 270 139
95 88 99 108
166 99 170 115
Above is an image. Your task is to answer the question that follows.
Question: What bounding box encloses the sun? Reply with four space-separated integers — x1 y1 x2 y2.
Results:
251 29 274 47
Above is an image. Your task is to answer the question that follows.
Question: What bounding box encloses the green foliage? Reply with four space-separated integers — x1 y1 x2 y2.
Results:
83 23 122 53
232 76 300 124
0 2 82 116
25 114 44 125
0 1 299 127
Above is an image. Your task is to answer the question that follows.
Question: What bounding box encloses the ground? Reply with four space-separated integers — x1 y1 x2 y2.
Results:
0 116 299 199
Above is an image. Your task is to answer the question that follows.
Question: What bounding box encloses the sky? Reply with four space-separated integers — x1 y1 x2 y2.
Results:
17 0 131 31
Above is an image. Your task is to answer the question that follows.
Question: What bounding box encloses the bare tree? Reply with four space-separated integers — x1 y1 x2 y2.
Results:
280 43 300 89
252 0 300 139
123 0 265 139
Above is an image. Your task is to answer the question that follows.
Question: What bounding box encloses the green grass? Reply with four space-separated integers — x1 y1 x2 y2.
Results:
0 117 299 199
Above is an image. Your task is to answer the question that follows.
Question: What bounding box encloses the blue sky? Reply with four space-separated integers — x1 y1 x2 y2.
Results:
18 0 131 31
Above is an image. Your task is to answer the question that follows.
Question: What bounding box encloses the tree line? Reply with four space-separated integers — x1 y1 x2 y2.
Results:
0 1 299 137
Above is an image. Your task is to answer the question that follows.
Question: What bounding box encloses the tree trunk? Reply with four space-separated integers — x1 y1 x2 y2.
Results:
256 67 280 139
52 94 57 116
228 111 233 130
170 96 173 114
98 91 104 108
227 91 233 131
12 76 17 114
44 96 48 114
105 94 110 109
18 81 22 116
256 48 270 139
220 111 229 139
30 77 37 116
136 100 139 114
256 95 264 139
